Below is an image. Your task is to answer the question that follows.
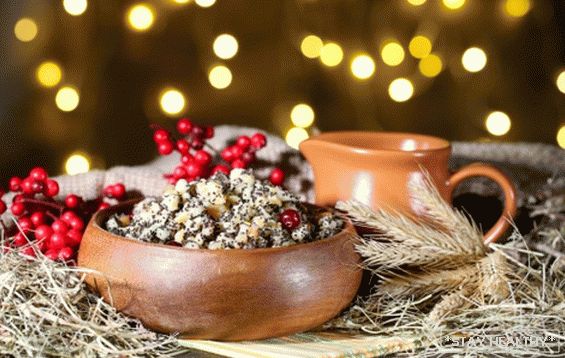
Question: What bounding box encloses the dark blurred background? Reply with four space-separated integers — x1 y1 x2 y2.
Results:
1 0 564 182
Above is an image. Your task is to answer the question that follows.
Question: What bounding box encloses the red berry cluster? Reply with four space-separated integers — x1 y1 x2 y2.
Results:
152 118 285 186
0 167 128 262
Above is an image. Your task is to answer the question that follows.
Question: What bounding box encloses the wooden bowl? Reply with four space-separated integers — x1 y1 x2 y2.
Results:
77 201 362 341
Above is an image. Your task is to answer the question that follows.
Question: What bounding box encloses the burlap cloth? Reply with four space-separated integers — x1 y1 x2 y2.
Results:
49 126 564 210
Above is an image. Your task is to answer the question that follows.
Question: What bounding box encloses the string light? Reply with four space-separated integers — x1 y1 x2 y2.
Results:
285 127 309 149
557 126 565 149
319 42 343 67
159 88 186 116
126 4 155 32
350 54 376 80
418 54 443 78
208 65 233 89
485 111 511 136
409 35 432 59
213 34 238 60
381 41 405 67
556 71 565 94
300 35 323 59
462 47 487 73
14 18 38 42
290 104 315 128
388 78 414 102
195 0 216 7
65 153 91 175
406 0 427 6
442 0 465 10
173 0 191 3
55 86 80 112
63 0 88 16
503 0 530 17
36 61 62 88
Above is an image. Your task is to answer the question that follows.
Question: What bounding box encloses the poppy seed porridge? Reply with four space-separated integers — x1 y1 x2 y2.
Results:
105 169 344 249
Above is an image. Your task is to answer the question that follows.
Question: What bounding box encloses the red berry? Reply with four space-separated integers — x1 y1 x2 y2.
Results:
241 151 255 164
191 138 204 150
158 141 174 155
269 168 285 186
279 209 301 231
110 183 126 200
98 202 110 211
167 176 177 184
35 225 53 241
58 247 74 261
61 211 78 223
44 249 59 261
204 126 214 139
211 165 230 175
186 162 203 178
176 118 193 135
11 203 25 216
12 233 28 247
21 178 35 194
31 180 45 194
230 145 243 159
191 126 204 138
36 239 49 253
176 139 190 154
251 133 267 149
30 212 45 227
49 233 66 250
18 217 33 233
173 166 188 179
9 177 22 192
221 148 234 162
153 129 170 143
65 194 82 209
69 217 84 231
12 194 25 203
52 220 69 234
231 159 247 169
21 246 36 258
181 154 193 165
44 179 59 197
0 201 6 214
29 167 48 182
194 150 212 166
66 229 82 247
236 136 251 149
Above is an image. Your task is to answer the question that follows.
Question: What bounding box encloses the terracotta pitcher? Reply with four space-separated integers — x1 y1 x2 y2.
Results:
300 131 517 244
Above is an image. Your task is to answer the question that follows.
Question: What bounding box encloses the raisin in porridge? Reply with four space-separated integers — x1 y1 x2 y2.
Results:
105 169 344 249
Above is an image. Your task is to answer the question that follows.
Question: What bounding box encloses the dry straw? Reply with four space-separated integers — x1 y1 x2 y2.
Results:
330 173 565 357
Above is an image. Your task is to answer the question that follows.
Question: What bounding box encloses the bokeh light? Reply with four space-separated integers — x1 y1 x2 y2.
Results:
462 47 487 73
213 34 239 60
36 61 62 88
388 78 414 102
418 54 443 78
173 0 191 3
290 104 315 128
409 35 432 59
195 0 216 8
556 71 565 94
442 0 465 10
63 0 88 16
65 153 91 175
55 86 80 112
208 65 233 89
126 4 155 32
381 41 405 67
504 0 530 17
350 54 376 80
407 0 427 6
485 111 511 136
319 42 343 67
14 18 38 42
557 126 565 149
285 127 309 149
300 35 323 59
159 88 186 115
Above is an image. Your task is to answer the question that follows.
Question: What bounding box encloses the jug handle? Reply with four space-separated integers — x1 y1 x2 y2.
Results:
446 163 517 245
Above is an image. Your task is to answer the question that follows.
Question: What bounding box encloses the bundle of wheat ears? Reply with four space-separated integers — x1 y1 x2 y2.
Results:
330 174 565 357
